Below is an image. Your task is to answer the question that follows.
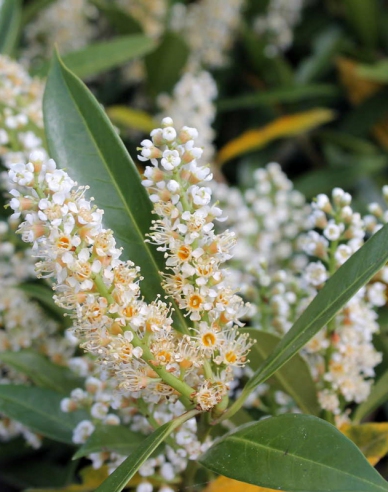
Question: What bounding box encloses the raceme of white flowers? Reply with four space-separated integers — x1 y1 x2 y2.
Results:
22 0 98 68
157 72 217 163
8 118 253 418
214 166 385 422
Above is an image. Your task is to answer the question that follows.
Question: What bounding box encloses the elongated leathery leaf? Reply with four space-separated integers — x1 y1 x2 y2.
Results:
221 223 388 421
35 35 156 79
43 51 189 334
0 351 83 394
0 385 88 444
200 414 388 491
243 329 319 415
0 0 21 55
73 425 144 459
95 409 199 492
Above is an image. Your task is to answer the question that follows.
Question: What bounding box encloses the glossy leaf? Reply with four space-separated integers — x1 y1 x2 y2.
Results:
0 351 83 394
0 385 87 444
35 35 155 79
95 410 199 492
242 329 319 415
0 0 21 55
221 222 388 421
204 476 277 492
145 32 189 96
217 84 340 112
200 414 388 491
341 422 388 466
43 51 188 333
73 425 144 459
353 370 388 423
106 106 157 133
217 109 334 165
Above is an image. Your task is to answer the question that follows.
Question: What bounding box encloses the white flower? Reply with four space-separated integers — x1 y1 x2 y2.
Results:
161 149 181 170
304 261 327 286
72 420 95 444
323 221 343 241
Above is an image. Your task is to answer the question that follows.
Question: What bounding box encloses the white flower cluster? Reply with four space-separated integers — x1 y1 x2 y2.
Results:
171 0 245 70
22 0 98 68
0 55 45 170
253 0 305 56
297 189 383 419
0 219 77 447
8 118 253 416
213 166 384 422
157 72 217 163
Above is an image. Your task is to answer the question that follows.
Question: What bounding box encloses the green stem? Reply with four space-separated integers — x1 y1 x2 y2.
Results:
92 274 197 406
131 331 196 404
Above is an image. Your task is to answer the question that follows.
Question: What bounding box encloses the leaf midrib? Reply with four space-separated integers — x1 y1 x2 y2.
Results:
226 435 388 491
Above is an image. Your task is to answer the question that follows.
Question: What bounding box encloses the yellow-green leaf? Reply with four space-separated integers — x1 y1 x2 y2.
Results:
341 423 388 466
203 476 278 492
106 106 157 134
217 109 335 164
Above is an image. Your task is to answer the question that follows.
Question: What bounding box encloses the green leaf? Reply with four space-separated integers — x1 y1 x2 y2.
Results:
0 385 87 444
243 329 319 416
353 370 388 424
43 51 189 334
294 153 387 199
21 0 56 25
356 60 388 83
217 84 340 112
295 27 347 84
90 0 143 34
200 414 388 492
73 425 144 460
95 410 199 492
0 351 83 394
343 0 378 50
0 0 21 55
223 222 388 420
316 130 380 155
145 32 189 96
35 35 156 79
